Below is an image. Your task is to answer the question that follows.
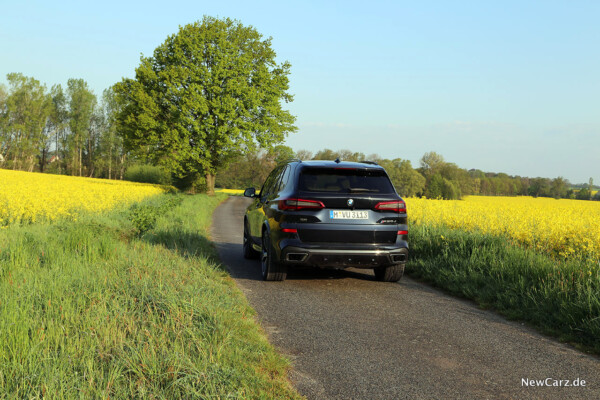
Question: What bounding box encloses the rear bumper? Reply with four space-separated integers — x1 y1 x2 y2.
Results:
281 245 408 269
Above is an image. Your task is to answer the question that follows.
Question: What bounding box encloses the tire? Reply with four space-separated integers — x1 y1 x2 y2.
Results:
243 221 259 259
261 230 287 281
374 263 405 282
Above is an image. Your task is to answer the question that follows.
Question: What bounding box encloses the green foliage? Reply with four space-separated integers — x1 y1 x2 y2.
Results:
312 148 367 162
0 73 128 179
425 173 444 199
66 78 96 175
124 164 171 185
295 149 313 161
94 88 125 179
1 73 52 171
549 176 568 199
129 196 183 235
441 177 461 199
379 158 425 197
269 144 296 163
419 153 466 199
408 224 600 354
529 177 551 197
0 194 300 398
419 151 446 176
216 148 276 190
129 204 158 235
114 16 297 194
576 187 591 200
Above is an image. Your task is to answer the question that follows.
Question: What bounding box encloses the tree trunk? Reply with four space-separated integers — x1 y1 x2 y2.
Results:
27 156 34 172
206 173 216 196
120 154 126 180
108 145 112 179
40 148 47 173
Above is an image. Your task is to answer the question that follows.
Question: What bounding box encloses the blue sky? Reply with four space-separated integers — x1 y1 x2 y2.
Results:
1 0 598 183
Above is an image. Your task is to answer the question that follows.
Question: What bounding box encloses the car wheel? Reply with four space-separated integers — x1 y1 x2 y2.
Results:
243 221 259 259
374 263 404 282
261 230 287 281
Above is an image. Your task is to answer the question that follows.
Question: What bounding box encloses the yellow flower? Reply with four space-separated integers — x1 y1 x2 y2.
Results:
406 195 600 262
0 169 166 225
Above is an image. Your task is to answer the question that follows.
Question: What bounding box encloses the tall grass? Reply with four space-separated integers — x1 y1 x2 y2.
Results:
0 194 301 398
407 224 600 354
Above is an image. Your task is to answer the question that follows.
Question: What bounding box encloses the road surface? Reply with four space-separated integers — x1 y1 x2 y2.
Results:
211 196 600 400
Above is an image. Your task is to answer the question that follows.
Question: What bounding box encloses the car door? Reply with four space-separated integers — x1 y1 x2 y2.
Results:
262 165 290 231
249 166 283 242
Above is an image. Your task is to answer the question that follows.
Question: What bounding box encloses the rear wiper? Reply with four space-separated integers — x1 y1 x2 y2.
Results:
348 188 377 193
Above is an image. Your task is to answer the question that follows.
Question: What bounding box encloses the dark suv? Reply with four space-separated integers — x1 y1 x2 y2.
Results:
243 159 408 282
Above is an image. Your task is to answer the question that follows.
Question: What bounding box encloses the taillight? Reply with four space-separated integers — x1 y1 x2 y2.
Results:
282 228 298 233
374 201 406 213
278 198 325 211
397 230 408 235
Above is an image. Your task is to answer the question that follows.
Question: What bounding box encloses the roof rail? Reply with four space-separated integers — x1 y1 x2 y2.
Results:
360 160 379 165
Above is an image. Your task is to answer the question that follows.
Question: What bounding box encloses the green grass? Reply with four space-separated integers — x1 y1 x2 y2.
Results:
407 224 600 354
0 193 302 399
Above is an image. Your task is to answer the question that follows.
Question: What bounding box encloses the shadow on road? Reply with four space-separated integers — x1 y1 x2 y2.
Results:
214 240 378 282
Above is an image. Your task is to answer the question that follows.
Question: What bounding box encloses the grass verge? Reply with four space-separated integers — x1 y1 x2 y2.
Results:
407 223 600 355
0 193 302 398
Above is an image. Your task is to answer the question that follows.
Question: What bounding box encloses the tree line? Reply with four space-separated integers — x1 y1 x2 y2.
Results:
0 73 126 179
217 147 600 201
2 71 596 201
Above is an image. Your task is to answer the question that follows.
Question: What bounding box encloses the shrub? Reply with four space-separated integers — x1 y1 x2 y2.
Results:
129 196 183 236
124 164 171 185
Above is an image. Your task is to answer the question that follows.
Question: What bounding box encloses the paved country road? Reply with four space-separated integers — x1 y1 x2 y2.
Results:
211 196 600 400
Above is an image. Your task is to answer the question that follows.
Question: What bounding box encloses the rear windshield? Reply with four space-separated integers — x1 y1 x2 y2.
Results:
298 168 395 193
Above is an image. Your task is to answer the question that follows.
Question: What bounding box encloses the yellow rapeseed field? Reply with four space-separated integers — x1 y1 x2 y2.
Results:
0 169 167 225
406 196 600 261
215 188 244 195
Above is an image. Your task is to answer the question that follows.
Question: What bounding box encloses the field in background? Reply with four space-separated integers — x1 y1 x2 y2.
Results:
407 196 600 263
0 169 167 225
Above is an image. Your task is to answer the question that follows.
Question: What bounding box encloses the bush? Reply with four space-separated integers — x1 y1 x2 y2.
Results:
129 196 183 235
124 164 171 185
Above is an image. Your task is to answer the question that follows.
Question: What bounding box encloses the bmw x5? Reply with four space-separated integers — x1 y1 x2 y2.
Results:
243 159 408 282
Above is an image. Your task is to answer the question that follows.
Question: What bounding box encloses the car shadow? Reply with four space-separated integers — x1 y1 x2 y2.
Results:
215 240 378 282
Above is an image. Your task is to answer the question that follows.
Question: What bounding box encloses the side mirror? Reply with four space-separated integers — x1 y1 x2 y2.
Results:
244 188 256 198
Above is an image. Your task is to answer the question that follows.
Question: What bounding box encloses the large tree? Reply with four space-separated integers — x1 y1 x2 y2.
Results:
114 16 297 194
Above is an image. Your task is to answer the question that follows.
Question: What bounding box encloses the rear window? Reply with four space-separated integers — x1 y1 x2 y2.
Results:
298 168 395 193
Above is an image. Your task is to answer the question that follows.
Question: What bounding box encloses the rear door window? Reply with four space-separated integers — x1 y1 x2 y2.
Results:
277 166 291 193
299 168 395 194
259 166 283 198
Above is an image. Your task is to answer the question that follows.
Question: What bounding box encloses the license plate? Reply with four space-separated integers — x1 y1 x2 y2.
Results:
330 210 369 219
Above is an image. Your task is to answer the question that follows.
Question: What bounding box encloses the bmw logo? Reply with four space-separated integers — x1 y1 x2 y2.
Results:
347 199 354 207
